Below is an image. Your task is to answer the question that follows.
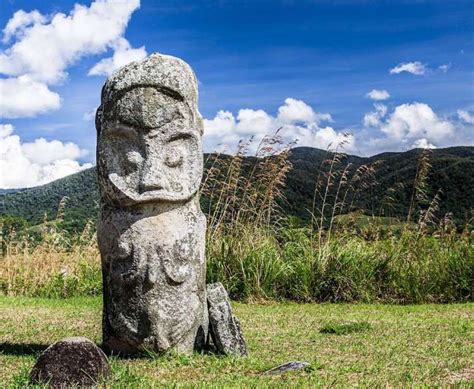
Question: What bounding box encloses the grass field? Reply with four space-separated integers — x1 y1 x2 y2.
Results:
0 297 472 387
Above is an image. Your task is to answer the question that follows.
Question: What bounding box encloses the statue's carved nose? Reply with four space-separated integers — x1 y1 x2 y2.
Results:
140 161 168 192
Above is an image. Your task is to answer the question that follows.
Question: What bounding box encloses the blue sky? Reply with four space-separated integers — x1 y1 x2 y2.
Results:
0 0 473 188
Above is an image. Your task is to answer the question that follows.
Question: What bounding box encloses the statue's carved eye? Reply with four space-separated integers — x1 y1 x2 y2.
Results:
168 133 192 143
126 151 143 167
165 145 185 167
109 123 139 140
164 133 192 168
165 152 183 167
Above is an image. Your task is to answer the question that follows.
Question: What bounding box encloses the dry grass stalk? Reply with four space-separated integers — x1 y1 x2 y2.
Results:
202 130 293 238
407 148 432 223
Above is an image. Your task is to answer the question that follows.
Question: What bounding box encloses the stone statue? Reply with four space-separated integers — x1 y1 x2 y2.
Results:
96 53 208 355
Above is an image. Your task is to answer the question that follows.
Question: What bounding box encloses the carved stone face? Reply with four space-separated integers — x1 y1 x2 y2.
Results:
97 86 203 205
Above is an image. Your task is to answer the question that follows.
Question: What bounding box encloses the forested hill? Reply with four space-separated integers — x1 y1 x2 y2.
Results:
1 146 473 231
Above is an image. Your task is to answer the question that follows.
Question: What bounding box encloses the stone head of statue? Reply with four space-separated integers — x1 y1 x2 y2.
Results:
96 53 204 207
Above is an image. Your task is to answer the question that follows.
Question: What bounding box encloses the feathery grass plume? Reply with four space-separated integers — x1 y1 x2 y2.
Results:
436 212 456 238
310 142 345 246
327 162 352 240
379 182 405 217
417 190 442 234
346 160 382 216
407 148 432 223
242 131 294 227
202 129 293 237
205 138 249 237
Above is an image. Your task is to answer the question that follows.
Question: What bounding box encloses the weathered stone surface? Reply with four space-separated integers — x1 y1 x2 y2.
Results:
96 53 208 355
29 337 110 387
207 282 247 356
264 361 310 375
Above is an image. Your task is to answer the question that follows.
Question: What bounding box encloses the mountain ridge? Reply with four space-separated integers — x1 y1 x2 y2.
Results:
1 146 473 230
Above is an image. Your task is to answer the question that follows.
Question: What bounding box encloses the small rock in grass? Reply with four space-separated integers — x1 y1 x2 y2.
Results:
207 282 248 356
29 337 111 387
264 361 311 375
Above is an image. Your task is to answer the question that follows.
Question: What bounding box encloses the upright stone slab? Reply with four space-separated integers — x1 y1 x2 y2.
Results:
207 282 248 356
96 53 208 355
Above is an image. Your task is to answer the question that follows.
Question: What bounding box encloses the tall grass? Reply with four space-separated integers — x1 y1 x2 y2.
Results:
0 200 100 298
203 134 472 303
1 135 473 302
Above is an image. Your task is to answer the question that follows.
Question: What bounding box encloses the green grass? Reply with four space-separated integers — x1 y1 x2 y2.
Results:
207 226 474 303
1 297 473 387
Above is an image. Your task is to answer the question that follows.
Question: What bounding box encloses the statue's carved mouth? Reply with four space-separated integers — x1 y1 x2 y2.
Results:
140 183 164 193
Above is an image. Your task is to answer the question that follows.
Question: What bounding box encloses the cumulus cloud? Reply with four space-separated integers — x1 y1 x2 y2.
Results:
381 103 454 142
361 102 457 154
203 99 467 156
0 124 14 137
363 103 387 128
458 110 474 124
277 97 333 125
0 0 144 118
390 61 426 75
411 138 436 149
0 124 92 189
203 98 354 153
88 38 147 76
2 9 46 44
0 76 61 118
366 89 390 101
0 0 142 83
22 138 86 165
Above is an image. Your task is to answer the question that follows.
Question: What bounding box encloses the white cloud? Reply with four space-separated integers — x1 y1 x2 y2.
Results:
0 124 92 189
277 97 332 125
0 76 61 118
2 9 46 44
0 124 14 137
0 0 144 119
203 98 354 153
82 108 96 122
390 61 426 75
0 0 142 83
361 102 457 155
22 138 87 165
412 138 436 149
88 37 147 76
366 89 390 101
363 103 387 128
236 108 275 136
458 110 474 124
438 63 451 73
381 103 454 142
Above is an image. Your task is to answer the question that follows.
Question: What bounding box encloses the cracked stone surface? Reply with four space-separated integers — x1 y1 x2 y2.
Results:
96 53 208 355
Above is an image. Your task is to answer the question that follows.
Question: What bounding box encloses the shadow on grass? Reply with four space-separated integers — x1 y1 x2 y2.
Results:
0 342 139 359
0 343 48 356
319 321 372 335
0 342 220 361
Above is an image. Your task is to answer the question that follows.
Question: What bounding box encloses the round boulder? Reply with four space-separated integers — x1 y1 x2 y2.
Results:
29 337 111 387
